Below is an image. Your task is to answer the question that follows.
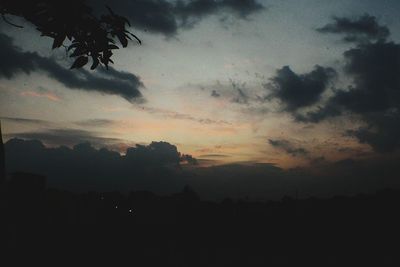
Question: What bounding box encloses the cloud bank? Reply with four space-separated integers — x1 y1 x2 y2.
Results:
5 138 196 193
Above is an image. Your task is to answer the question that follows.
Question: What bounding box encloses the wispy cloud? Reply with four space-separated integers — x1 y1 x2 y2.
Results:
0 116 51 125
135 105 232 125
20 90 61 102
198 154 230 158
6 128 125 148
74 119 116 128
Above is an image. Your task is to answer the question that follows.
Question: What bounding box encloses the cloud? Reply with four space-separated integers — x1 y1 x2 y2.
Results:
97 0 265 36
0 33 144 102
136 105 232 125
0 116 50 126
299 39 400 152
199 79 263 105
294 17 400 152
340 41 400 114
6 128 124 148
180 154 198 165
267 65 336 111
198 154 230 158
230 80 251 105
211 90 220 97
176 0 265 27
346 111 400 153
125 141 184 166
268 139 309 157
317 14 390 43
4 138 195 193
74 119 116 128
20 90 61 102
294 103 342 123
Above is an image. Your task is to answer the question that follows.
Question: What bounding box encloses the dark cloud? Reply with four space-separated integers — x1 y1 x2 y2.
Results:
180 154 198 165
291 17 400 152
97 0 265 36
294 103 342 123
6 128 123 148
340 41 400 113
317 14 390 43
346 111 400 153
176 0 265 27
314 33 400 119
0 33 144 102
268 139 309 157
5 138 195 193
267 65 336 111
299 39 400 152
125 141 181 166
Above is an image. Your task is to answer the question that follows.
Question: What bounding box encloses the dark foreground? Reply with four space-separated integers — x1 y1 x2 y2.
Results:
1 173 399 266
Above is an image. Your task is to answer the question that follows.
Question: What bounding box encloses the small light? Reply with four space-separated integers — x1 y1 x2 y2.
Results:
129 209 132 213
115 205 118 209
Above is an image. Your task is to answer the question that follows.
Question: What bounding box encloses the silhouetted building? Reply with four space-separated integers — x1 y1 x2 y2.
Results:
0 120 5 184
8 172 47 193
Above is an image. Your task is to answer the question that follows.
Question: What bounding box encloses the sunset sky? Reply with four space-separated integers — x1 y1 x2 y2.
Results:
1 0 400 175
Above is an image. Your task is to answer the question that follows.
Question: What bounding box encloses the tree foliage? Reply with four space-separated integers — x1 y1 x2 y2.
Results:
1 0 140 69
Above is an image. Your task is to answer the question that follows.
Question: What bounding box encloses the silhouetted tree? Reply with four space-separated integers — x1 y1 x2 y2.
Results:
1 0 140 69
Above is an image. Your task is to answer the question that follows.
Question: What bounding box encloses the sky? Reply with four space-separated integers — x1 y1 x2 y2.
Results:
1 0 400 199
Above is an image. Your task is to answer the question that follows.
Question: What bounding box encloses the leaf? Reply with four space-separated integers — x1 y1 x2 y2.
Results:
108 44 119 50
123 17 131 27
117 34 128 47
107 38 115 43
127 32 141 44
90 57 100 70
67 43 79 51
70 47 87 57
106 6 115 16
70 56 88 69
52 34 66 49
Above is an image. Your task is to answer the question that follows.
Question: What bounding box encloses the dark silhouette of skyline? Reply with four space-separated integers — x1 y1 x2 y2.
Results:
1 121 400 265
0 121 5 184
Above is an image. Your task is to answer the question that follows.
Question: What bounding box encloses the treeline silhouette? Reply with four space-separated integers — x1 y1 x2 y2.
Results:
1 173 400 266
